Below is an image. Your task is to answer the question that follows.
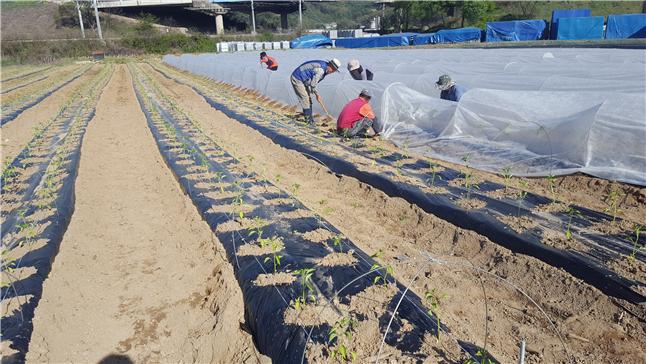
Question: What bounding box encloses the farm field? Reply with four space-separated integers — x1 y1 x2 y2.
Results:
1 60 644 363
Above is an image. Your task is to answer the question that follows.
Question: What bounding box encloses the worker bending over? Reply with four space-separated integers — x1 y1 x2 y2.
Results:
290 58 341 125
260 52 278 71
347 59 374 81
337 89 381 138
436 74 467 102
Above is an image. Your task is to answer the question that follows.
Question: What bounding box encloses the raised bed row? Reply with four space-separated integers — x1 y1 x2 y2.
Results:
0 65 113 362
1 65 92 126
130 63 501 363
1 66 53 84
151 61 645 305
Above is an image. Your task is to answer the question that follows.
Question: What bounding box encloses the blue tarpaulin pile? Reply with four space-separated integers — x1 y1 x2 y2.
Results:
606 13 646 39
335 33 417 48
486 20 548 42
290 34 333 49
556 16 605 40
551 9 591 39
414 27 481 45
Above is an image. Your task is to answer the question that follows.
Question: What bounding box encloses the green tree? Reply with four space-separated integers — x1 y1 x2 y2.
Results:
460 1 496 28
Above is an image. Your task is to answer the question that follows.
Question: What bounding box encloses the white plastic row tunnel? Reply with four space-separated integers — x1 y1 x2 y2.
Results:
164 47 646 185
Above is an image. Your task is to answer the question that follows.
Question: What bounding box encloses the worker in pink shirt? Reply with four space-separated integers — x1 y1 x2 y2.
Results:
336 89 381 138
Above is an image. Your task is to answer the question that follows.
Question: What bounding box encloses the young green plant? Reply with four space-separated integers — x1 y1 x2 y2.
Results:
292 267 316 310
263 236 283 273
604 187 624 224
369 250 394 285
461 154 479 198
565 206 582 240
516 180 529 217
328 315 358 362
546 173 558 203
628 224 643 261
427 161 442 187
332 234 344 253
425 288 447 342
501 166 513 192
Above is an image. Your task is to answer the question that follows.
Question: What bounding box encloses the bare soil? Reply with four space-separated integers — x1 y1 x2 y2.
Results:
25 66 262 363
141 62 646 363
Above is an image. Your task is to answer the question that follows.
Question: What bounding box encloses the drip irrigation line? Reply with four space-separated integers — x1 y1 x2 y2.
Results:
376 259 433 363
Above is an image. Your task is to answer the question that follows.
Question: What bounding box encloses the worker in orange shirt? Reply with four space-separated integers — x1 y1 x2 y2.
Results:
336 89 381 138
260 52 278 71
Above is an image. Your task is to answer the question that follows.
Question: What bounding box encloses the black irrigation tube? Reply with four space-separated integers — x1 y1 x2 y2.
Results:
153 65 644 305
0 67 112 362
131 68 494 363
1 66 53 83
1 66 91 126
1 76 49 95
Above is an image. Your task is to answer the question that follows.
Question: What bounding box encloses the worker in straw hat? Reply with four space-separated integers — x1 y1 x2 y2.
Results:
435 74 468 102
347 59 374 81
336 89 381 139
290 58 341 125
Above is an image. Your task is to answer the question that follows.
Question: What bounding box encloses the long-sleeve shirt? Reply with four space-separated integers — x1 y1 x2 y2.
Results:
291 60 328 94
349 66 374 81
440 84 468 102
337 98 376 129
260 55 278 70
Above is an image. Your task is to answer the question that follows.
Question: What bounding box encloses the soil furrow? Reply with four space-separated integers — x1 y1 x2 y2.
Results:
25 64 261 364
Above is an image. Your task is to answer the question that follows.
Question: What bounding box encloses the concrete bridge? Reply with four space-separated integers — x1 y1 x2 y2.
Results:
96 0 338 34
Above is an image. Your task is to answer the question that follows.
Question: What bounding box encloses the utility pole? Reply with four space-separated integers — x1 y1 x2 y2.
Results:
250 0 256 35
298 0 302 29
92 0 103 41
75 0 86 39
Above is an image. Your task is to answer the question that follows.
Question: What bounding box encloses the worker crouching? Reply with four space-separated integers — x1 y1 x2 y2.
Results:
337 89 381 139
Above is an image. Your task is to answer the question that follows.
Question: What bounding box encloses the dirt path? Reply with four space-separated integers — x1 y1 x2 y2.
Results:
1 65 101 163
26 65 261 363
142 63 646 363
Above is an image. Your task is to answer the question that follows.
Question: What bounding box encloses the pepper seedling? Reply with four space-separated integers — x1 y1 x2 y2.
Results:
263 236 283 273
292 267 316 310
565 206 582 240
425 288 447 342
628 225 643 261
328 316 358 362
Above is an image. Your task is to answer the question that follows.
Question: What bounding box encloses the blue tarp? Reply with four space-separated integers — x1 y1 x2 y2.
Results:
556 16 605 40
551 9 591 39
290 34 333 49
335 33 417 48
486 20 548 42
606 13 646 39
414 27 481 45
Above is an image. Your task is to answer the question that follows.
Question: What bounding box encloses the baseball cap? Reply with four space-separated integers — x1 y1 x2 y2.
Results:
359 89 372 98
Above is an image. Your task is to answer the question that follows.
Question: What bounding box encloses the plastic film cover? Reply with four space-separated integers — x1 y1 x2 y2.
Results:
163 47 646 186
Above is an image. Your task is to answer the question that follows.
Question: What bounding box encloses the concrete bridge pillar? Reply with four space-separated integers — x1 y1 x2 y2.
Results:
280 12 289 30
215 14 224 35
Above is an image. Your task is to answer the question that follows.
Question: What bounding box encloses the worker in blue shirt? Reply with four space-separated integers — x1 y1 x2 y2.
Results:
436 74 468 102
290 58 341 125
